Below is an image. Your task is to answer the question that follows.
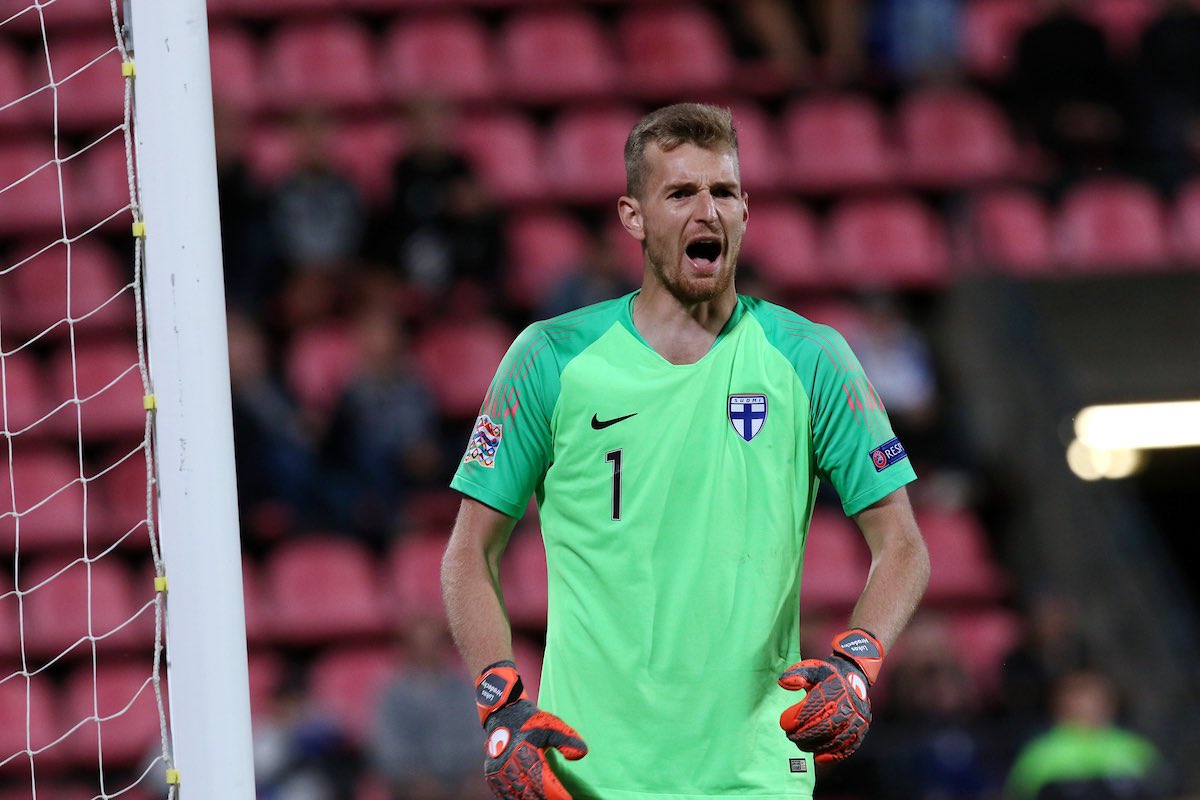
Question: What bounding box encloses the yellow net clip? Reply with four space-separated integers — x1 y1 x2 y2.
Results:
154 576 168 593
121 61 136 78
132 221 147 239
144 394 157 411
165 768 180 786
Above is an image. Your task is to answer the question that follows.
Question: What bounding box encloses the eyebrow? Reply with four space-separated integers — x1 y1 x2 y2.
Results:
662 178 741 194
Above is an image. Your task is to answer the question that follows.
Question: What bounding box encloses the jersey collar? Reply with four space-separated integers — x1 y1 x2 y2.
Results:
617 290 748 362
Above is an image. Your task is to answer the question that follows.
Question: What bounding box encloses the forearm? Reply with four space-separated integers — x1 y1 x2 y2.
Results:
848 491 930 651
440 497 520 677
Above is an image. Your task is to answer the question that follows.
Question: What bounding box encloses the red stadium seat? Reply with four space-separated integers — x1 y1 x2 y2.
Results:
917 506 1007 605
823 195 952 287
60 662 161 767
328 118 406 206
782 95 896 193
506 210 591 310
309 645 398 743
0 568 19 661
21 556 152 660
726 102 782 195
499 9 618 104
208 27 261 113
10 0 118 29
262 20 379 110
617 6 734 99
87 448 155 553
961 0 1040 80
1080 0 1156 55
503 524 548 629
246 650 284 720
0 351 48 442
1169 179 1200 266
66 133 134 233
543 105 641 203
0 675 60 774
0 44 31 129
284 323 363 418
799 509 870 613
459 110 543 204
266 536 388 644
1055 179 1170 272
48 340 146 442
946 607 1024 699
0 141 65 235
220 0 340 16
31 34 126 130
380 14 496 103
0 446 86 554
385 532 449 623
413 318 513 420
897 87 1018 189
969 188 1055 275
738 200 824 290
3 240 131 341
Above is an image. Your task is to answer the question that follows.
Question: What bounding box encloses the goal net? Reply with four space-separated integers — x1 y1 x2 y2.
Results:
1 1 247 798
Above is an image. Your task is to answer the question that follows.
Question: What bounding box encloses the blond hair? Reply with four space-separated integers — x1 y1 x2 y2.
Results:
624 103 738 198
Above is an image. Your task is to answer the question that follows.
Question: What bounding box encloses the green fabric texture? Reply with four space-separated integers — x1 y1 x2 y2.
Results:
1006 724 1162 800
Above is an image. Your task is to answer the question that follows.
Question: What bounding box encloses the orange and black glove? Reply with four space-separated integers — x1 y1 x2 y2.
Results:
476 660 588 800
777 628 885 764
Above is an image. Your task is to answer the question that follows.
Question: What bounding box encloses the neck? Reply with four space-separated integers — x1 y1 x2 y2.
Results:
632 281 738 365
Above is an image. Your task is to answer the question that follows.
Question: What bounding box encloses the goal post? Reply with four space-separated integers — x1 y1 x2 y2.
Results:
128 0 256 797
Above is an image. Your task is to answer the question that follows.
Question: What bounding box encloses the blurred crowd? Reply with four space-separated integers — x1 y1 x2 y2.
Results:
202 1 1196 798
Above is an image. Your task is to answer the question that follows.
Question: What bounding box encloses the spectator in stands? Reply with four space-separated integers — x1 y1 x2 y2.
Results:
320 308 442 542
369 614 485 800
721 0 868 86
1004 669 1167 800
1135 0 1200 193
1008 0 1134 191
227 312 323 546
537 226 638 319
374 94 504 301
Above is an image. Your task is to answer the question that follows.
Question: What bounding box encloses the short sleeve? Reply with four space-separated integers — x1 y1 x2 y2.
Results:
809 328 917 516
450 324 559 519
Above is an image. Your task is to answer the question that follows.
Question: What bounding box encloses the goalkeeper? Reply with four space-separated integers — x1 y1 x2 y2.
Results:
441 103 930 799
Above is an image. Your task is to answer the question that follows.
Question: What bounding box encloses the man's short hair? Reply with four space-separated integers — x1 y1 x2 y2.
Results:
624 103 739 199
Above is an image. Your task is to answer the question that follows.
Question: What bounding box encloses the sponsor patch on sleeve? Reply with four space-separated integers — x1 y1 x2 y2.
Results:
463 414 503 468
869 437 908 472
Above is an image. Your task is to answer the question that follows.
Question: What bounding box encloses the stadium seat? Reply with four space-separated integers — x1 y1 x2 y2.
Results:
782 95 897 193
266 536 389 644
916 506 1007 605
946 607 1024 699
0 44 31 129
823 195 952 287
31 34 126 131
308 645 398 743
283 322 363 419
87 448 154 553
66 134 134 233
0 141 65 235
0 351 48 444
505 210 591 310
503 524 548 629
1169 179 1200 267
48 339 146 442
262 20 379 110
897 87 1017 189
246 650 284 720
617 6 734 99
961 0 1040 80
219 0 340 16
458 110 544 204
1080 0 1157 55
0 675 60 774
0 446 86 554
21 556 152 660
3 240 131 341
737 200 824 290
379 14 496 104
9 0 115 30
412 317 513 420
543 105 642 203
1055 179 1170 272
968 188 1055 275
385 532 449 623
208 27 261 113
60 662 160 767
498 9 618 104
725 102 782 195
799 509 870 612
328 118 406 206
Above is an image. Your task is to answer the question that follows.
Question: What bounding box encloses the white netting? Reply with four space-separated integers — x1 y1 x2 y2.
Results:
0 1 173 798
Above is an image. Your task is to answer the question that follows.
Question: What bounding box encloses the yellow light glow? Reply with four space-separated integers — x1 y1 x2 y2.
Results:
1074 401 1200 450
1066 439 1144 481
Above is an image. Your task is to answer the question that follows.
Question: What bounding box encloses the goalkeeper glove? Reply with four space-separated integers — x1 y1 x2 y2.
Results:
476 660 588 800
777 628 885 764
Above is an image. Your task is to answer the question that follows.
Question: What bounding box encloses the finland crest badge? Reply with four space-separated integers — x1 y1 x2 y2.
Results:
728 394 768 441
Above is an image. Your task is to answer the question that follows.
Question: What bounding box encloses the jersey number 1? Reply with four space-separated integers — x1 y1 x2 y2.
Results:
605 449 622 521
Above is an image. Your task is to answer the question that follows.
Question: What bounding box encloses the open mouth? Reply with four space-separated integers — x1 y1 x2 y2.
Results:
685 239 723 266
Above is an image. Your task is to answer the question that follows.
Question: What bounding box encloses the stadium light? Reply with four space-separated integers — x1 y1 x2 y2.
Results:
1074 400 1200 450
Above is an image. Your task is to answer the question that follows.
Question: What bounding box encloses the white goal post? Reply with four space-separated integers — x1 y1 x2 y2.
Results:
129 0 256 797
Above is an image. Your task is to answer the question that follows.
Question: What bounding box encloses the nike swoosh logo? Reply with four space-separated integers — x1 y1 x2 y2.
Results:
591 413 637 430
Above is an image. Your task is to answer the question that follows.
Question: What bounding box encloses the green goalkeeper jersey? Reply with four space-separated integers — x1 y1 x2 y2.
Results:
451 292 916 799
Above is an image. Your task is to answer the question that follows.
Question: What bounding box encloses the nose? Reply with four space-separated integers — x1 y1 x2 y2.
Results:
695 189 718 222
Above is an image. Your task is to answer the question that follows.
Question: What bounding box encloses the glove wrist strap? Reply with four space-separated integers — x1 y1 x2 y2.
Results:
831 628 885 686
475 660 528 725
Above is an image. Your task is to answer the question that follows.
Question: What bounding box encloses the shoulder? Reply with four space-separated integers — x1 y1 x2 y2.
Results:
501 295 632 378
740 295 859 376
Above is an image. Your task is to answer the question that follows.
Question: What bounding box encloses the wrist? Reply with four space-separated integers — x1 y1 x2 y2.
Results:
831 628 885 686
475 660 527 725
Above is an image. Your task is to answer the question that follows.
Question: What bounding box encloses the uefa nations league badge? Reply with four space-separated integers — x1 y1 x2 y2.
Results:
729 394 768 441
